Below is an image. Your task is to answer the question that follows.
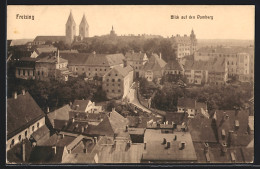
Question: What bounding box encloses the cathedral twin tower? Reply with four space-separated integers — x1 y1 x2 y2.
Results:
65 11 89 45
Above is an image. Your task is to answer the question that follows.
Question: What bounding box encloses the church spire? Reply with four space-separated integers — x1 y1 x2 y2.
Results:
79 13 89 38
66 10 76 25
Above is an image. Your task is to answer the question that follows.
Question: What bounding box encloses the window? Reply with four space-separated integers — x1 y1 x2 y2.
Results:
107 79 109 82
95 69 97 71
104 69 106 71
108 74 111 76
37 122 40 128
118 84 120 86
18 135 21 141
107 89 109 92
112 90 114 93
106 84 109 86
82 68 84 71
23 70 25 75
18 69 20 75
115 74 117 76
76 68 78 71
118 90 121 92
100 69 102 71
27 71 30 76
25 131 27 137
118 79 121 82
112 79 115 82
11 139 14 147
32 126 35 132
42 71 44 76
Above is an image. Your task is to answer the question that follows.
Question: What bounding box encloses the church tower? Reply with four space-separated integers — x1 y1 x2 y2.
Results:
190 29 197 55
79 14 89 39
65 11 76 45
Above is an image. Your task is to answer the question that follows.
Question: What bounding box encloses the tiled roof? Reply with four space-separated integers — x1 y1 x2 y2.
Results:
60 53 90 65
71 100 90 112
177 98 196 109
143 53 166 71
31 125 50 142
85 53 125 67
184 58 226 73
47 105 71 126
215 110 251 146
36 55 68 64
143 130 197 162
7 92 45 139
125 52 147 61
35 47 57 55
34 36 66 42
165 112 189 125
164 60 183 71
189 115 218 143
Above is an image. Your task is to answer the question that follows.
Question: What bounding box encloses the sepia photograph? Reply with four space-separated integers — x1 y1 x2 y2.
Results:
6 5 254 164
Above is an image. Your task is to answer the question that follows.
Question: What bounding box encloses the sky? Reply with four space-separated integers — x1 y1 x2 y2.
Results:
7 5 255 40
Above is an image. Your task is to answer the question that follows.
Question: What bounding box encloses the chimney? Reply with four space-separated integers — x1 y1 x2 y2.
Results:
93 51 96 55
85 124 88 130
125 125 128 132
57 49 60 64
72 118 75 123
204 142 209 152
52 146 57 155
127 140 131 147
174 135 177 141
180 142 186 150
47 107 50 113
22 139 26 162
81 126 84 133
159 53 162 59
13 92 17 99
165 142 170 149
22 89 25 95
83 146 87 153
144 141 147 150
94 137 97 144
123 59 127 67
162 138 166 144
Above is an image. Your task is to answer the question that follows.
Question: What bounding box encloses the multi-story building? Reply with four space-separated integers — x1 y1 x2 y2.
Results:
7 90 46 151
171 29 197 59
35 51 70 81
125 51 148 79
140 53 166 82
15 57 36 80
184 58 227 85
102 65 133 99
194 46 252 82
85 52 125 78
163 59 184 75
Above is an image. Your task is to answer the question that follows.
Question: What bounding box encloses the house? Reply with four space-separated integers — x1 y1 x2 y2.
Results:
194 46 253 82
102 65 133 99
15 57 37 80
142 129 197 162
33 36 66 45
6 90 46 152
177 98 196 117
60 53 91 76
140 53 167 82
163 59 184 76
35 50 71 81
71 99 101 113
47 104 72 128
85 52 125 78
125 51 148 78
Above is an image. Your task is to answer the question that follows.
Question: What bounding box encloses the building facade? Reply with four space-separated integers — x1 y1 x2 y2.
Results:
102 65 133 99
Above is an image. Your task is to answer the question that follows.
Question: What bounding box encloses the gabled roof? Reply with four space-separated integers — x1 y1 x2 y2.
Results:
7 92 45 139
34 36 66 42
47 104 71 126
31 125 50 142
177 98 196 109
85 53 125 67
125 52 147 61
60 53 91 65
143 54 166 71
35 47 57 55
71 100 91 112
36 55 68 64
164 60 183 71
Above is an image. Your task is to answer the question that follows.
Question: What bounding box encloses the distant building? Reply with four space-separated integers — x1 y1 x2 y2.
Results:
33 36 66 46
35 50 71 81
15 57 37 80
171 29 197 58
195 46 253 82
125 51 148 79
110 26 117 37
177 98 208 118
102 65 133 99
140 53 167 82
30 45 57 58
85 53 125 78
79 14 89 40
71 99 102 113
7 91 46 152
164 59 184 75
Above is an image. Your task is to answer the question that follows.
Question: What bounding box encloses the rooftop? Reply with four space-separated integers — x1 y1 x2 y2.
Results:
177 98 196 109
71 99 91 112
164 60 183 71
7 92 45 139
60 53 90 66
85 53 125 67
143 53 167 71
125 51 147 61
143 129 197 162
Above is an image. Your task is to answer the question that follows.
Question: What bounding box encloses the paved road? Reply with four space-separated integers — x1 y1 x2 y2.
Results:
126 82 152 114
